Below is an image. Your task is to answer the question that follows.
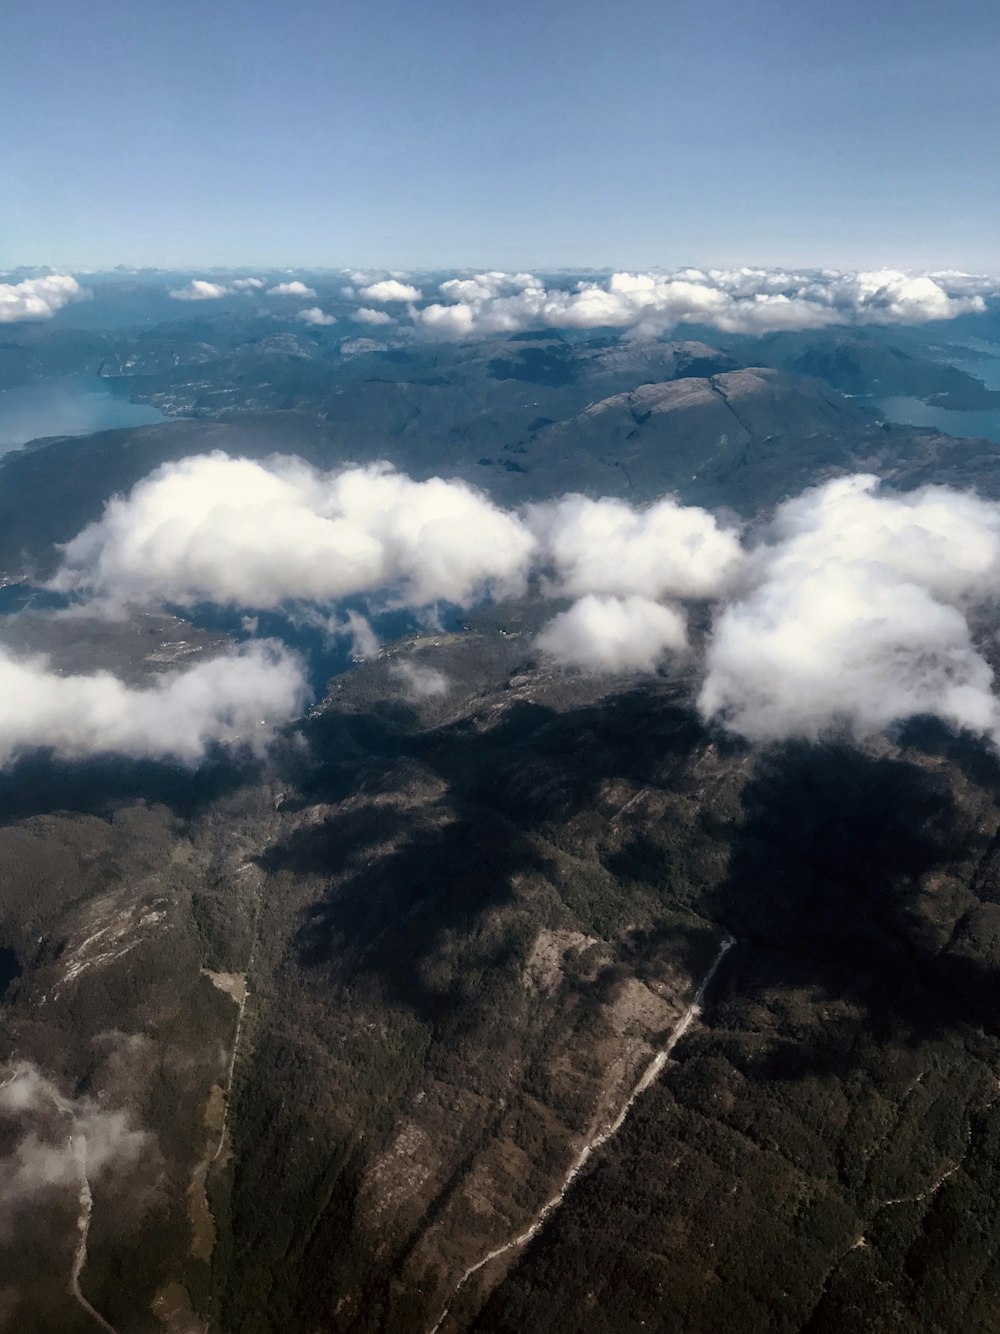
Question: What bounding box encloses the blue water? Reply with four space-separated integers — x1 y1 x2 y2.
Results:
943 339 1000 390
877 340 1000 443
177 601 465 698
0 584 69 614
877 396 1000 443
0 375 168 451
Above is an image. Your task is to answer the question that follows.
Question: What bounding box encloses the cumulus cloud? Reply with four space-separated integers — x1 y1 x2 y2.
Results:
523 473 1000 746
0 1061 151 1237
418 301 477 337
297 306 336 326
699 475 1000 744
0 274 85 323
0 640 306 767
537 595 689 673
48 441 1000 754
389 659 450 699
169 279 230 301
414 267 993 340
231 277 264 290
52 453 538 613
438 271 539 304
268 281 316 298
354 306 394 326
360 279 422 303
529 494 743 601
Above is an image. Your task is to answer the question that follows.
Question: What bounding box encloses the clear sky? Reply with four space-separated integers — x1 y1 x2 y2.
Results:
5 0 1000 272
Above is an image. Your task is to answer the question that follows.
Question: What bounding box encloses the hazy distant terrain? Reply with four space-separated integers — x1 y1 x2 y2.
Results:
4 274 1000 1333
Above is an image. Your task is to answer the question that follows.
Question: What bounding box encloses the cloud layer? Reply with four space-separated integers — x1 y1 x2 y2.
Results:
0 275 85 323
35 446 1000 761
412 267 992 340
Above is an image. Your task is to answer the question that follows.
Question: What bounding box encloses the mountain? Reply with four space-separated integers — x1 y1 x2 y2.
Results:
4 623 1000 1333
1 360 992 584
4 312 1000 1333
735 328 1000 409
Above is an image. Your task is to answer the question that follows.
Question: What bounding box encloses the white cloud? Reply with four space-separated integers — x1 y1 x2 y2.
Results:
340 610 379 659
537 595 689 673
414 267 993 340
52 453 538 613
438 271 539 304
49 445 1000 752
268 281 317 298
418 302 477 337
699 475 1000 744
0 1062 151 1236
0 275 85 323
297 306 337 326
529 494 743 601
389 659 450 699
230 277 264 290
360 279 422 303
354 306 393 326
292 608 379 659
169 279 230 301
0 640 306 767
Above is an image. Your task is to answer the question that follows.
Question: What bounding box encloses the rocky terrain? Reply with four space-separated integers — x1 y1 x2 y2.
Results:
3 303 1000 1331
3 615 1000 1332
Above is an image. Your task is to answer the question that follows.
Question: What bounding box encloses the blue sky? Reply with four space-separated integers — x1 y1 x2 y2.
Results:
5 0 1000 272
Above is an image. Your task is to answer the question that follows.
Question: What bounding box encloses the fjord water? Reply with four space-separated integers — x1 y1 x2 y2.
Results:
0 375 168 451
877 395 1000 443
878 340 1000 444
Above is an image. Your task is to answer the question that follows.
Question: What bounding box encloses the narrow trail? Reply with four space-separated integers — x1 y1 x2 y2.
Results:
8 1068 123 1334
0 1069 121 1332
68 1135 119 1334
427 935 736 1334
212 878 263 1163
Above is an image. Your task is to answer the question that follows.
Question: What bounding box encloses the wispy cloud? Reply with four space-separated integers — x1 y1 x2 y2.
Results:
537 594 689 673
389 659 450 699
0 1061 151 1239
